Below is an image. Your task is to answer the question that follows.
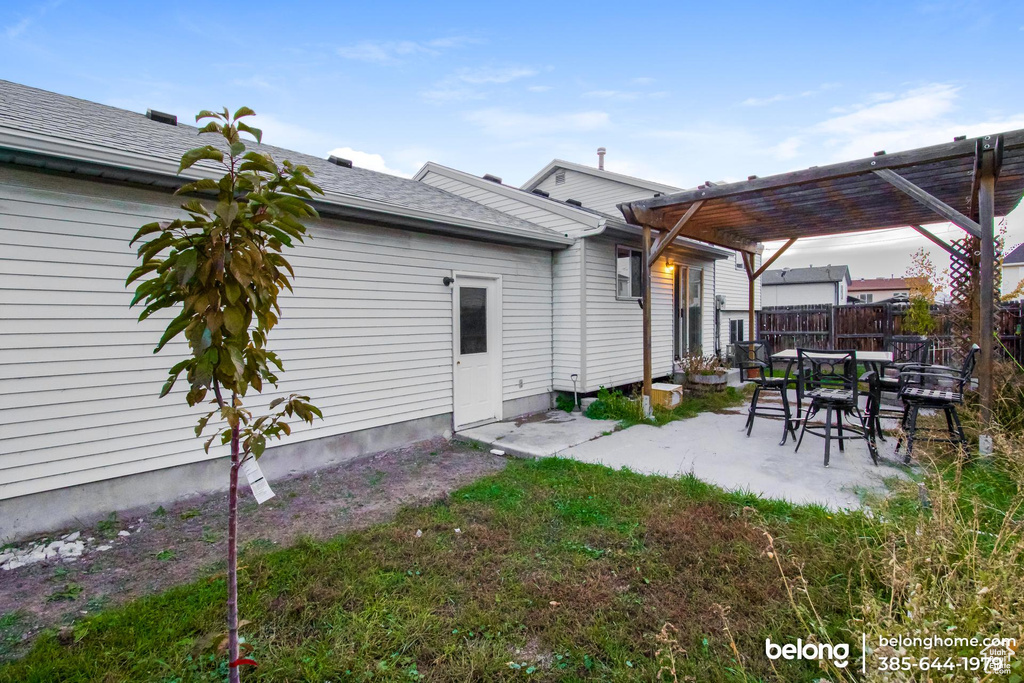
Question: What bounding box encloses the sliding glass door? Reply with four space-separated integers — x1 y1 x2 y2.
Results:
675 267 703 357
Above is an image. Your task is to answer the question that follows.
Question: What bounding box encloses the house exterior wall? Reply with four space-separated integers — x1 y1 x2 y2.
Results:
533 169 655 216
850 287 909 302
762 282 842 307
0 166 554 513
532 166 758 361
1000 263 1023 298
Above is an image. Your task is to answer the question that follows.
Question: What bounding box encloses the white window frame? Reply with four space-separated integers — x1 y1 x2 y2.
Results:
615 245 644 300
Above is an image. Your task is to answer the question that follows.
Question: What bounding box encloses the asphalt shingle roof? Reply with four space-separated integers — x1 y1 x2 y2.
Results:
1005 242 1024 265
762 265 851 286
0 80 566 244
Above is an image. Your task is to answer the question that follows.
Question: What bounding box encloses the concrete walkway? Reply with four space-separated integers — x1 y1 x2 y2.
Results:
461 400 911 510
457 410 618 458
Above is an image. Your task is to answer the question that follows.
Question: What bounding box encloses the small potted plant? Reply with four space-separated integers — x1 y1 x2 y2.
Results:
678 354 728 391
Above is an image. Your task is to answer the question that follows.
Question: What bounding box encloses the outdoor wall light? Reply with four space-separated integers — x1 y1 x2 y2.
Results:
442 276 454 287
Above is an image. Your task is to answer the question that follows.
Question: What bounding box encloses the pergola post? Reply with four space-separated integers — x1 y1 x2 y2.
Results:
977 148 998 453
642 223 653 417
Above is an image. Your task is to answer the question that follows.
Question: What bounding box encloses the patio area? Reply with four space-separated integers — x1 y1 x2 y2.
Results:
458 395 912 510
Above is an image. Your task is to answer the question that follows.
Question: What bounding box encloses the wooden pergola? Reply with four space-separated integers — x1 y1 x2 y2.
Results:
620 129 1024 436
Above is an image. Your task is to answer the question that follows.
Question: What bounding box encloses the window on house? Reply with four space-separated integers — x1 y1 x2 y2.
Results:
859 293 873 303
616 246 643 299
729 319 745 344
734 252 744 269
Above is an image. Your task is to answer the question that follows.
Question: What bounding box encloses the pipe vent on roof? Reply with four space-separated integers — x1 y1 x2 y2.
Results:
146 109 177 126
565 198 582 207
597 147 606 170
328 155 353 168
482 173 502 184
532 189 550 198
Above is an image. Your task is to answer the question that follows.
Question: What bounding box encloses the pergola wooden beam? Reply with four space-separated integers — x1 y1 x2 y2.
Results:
648 200 703 266
873 168 982 239
909 224 969 262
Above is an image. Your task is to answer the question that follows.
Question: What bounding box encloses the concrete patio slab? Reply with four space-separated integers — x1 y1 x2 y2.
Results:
456 410 619 458
559 409 911 510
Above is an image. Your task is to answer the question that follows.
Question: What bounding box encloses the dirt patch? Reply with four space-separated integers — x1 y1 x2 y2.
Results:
0 438 505 656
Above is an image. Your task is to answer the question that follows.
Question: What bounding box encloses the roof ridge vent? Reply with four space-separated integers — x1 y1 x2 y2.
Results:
482 173 502 184
532 189 550 198
146 109 177 126
328 155 353 168
565 198 583 207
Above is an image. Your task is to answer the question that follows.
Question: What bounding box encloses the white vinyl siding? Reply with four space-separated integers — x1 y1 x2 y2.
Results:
761 282 840 307
0 167 553 501
552 241 582 391
534 169 659 216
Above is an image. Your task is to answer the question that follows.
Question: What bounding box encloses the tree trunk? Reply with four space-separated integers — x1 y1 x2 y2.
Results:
228 417 241 683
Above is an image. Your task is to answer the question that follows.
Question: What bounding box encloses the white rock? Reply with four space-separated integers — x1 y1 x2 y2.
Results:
86 537 95 543
63 531 81 542
96 545 113 552
490 449 506 456
60 542 84 558
415 529 423 538
117 530 130 537
454 528 462 534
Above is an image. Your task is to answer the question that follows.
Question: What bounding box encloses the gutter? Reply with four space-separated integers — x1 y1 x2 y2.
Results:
0 129 573 250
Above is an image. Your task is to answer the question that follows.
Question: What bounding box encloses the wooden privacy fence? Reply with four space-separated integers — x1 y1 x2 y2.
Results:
759 301 1024 366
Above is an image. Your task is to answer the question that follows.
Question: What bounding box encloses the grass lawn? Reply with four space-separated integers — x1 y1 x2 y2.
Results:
0 457 870 682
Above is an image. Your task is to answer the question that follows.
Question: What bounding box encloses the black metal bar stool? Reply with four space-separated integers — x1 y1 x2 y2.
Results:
865 335 931 442
895 344 978 461
732 341 797 445
794 349 878 467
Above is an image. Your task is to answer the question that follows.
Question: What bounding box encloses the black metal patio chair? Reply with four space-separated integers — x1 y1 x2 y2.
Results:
865 335 932 442
794 349 878 467
895 344 978 461
732 341 797 445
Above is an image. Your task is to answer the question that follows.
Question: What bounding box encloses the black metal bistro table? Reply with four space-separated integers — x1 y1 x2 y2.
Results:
770 348 894 439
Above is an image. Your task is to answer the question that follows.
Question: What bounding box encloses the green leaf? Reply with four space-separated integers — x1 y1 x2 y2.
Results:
237 121 262 144
177 249 198 285
195 110 224 122
224 306 246 336
178 145 224 173
154 312 191 354
229 141 246 157
233 106 256 120
176 178 219 195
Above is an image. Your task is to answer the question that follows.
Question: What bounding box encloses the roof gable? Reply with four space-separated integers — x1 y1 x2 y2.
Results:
521 158 681 195
849 277 910 291
1005 242 1024 265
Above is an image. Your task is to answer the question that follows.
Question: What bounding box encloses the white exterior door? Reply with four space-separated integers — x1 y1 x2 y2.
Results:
453 275 502 429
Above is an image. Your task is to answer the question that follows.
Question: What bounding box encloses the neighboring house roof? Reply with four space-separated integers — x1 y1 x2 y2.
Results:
520 158 681 195
0 80 571 248
415 161 730 259
849 277 910 291
1005 242 1024 265
762 265 851 286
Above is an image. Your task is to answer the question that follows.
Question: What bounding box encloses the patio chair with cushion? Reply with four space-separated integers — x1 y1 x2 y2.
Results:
895 344 978 461
865 335 932 442
794 349 878 467
732 341 797 445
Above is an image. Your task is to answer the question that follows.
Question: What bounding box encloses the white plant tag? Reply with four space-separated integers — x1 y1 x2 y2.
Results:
240 455 275 504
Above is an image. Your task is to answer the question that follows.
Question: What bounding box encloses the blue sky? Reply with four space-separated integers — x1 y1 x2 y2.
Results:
3 0 1023 278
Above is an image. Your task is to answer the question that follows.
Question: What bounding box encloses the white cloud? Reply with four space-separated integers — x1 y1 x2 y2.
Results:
326 147 409 177
422 65 538 102
4 16 31 39
336 36 475 64
455 66 536 84
769 136 802 161
742 82 840 107
812 83 1024 160
464 107 610 137
527 85 553 93
584 90 640 101
632 77 655 85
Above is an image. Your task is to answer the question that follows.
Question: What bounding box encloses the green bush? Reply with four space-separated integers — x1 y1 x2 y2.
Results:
584 387 645 423
554 393 576 413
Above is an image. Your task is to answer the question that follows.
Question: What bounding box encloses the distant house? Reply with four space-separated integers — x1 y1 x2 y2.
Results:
761 265 851 307
519 156 761 358
1004 243 1024 298
849 277 910 303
